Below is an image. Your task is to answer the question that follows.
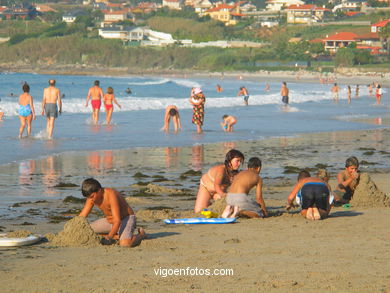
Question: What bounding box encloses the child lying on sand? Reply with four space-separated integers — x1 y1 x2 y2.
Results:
222 157 268 218
79 178 146 247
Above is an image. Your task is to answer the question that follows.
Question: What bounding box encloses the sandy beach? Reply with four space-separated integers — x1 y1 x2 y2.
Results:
2 64 390 87
1 126 390 292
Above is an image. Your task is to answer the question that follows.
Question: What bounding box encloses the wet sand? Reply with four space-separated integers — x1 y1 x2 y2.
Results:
1 127 390 292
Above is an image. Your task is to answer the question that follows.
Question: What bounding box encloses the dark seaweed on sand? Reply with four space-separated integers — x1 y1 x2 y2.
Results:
63 196 86 204
362 151 374 156
54 182 79 188
179 169 202 179
360 160 378 165
146 206 174 210
315 163 331 169
133 172 150 178
358 147 376 151
283 166 302 174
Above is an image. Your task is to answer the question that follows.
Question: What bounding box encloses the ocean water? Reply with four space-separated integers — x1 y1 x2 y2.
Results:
0 72 388 166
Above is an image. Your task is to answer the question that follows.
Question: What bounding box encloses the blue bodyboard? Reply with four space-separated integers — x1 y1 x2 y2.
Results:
164 217 236 224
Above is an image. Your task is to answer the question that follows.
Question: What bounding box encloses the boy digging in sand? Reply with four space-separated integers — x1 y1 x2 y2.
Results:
79 178 146 247
222 157 268 218
286 170 332 220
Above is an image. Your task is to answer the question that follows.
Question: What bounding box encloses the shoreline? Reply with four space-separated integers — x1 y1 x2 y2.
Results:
2 65 390 87
1 123 390 291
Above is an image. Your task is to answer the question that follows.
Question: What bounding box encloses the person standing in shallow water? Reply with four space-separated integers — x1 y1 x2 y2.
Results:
18 83 36 138
86 80 104 125
190 87 205 134
42 79 62 139
103 87 121 125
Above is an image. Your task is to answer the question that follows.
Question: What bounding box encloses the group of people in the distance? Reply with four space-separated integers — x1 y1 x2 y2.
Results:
331 82 382 104
163 87 237 134
194 149 360 221
14 79 122 139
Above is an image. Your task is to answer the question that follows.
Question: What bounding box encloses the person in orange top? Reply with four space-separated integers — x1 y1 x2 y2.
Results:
103 87 121 125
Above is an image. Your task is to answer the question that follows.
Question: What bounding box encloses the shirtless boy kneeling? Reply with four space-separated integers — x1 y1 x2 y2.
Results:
222 157 268 218
79 178 146 247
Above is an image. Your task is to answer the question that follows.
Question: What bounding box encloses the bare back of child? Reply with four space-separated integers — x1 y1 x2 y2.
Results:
222 157 267 218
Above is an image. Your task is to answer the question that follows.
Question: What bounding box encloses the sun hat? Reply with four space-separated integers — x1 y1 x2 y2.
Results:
193 87 202 95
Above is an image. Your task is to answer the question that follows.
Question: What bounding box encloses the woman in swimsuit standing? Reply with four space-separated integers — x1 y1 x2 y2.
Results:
194 149 245 213
103 87 121 125
18 83 36 138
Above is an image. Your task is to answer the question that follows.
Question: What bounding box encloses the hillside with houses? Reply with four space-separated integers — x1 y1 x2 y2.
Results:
0 0 389 71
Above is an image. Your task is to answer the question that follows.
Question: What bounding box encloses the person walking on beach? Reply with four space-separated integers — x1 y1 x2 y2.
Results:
355 85 360 98
286 170 332 220
162 105 182 133
103 87 121 125
18 83 36 138
216 84 223 93
86 80 104 125
331 83 339 103
42 79 62 139
237 86 249 106
375 84 382 105
281 82 289 105
190 87 205 134
222 157 268 218
79 178 146 247
265 83 270 92
194 149 244 213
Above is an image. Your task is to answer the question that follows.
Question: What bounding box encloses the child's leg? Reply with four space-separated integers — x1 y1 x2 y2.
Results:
239 210 260 218
312 207 321 220
221 205 232 218
230 206 239 218
118 215 146 247
90 218 112 234
305 208 314 220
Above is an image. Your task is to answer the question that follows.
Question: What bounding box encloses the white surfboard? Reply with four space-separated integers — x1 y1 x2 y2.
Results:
0 233 41 247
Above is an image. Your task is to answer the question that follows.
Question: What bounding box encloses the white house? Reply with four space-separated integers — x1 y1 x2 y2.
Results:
162 0 183 10
266 0 304 11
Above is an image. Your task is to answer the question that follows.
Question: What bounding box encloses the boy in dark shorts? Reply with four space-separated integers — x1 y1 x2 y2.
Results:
79 178 146 247
286 170 332 220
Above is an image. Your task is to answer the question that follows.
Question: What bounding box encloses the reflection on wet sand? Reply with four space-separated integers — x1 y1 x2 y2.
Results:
165 147 179 169
191 145 203 171
88 150 114 174
42 156 60 196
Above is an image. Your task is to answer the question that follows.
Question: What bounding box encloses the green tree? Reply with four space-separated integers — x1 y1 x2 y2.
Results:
379 23 390 53
334 48 355 66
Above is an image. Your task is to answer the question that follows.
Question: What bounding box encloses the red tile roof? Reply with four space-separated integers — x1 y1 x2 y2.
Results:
357 32 379 39
286 4 330 11
371 19 390 28
344 11 362 16
206 4 234 12
323 32 359 41
309 38 324 43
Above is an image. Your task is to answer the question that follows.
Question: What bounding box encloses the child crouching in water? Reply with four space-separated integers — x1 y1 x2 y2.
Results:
79 178 146 247
222 157 268 218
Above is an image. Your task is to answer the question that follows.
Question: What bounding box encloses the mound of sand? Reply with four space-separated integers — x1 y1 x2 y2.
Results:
352 173 390 208
131 183 183 194
6 230 33 238
136 209 197 222
49 216 101 247
207 198 227 216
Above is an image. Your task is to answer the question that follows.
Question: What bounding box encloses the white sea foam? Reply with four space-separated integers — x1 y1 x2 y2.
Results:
127 77 201 88
0 89 339 117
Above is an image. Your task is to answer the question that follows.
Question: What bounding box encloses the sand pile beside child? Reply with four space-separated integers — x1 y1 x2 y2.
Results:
6 230 33 238
352 173 390 207
136 209 196 222
49 216 101 247
207 198 227 216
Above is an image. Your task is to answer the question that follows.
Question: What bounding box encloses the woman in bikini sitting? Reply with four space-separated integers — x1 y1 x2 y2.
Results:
194 149 244 213
103 87 121 125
